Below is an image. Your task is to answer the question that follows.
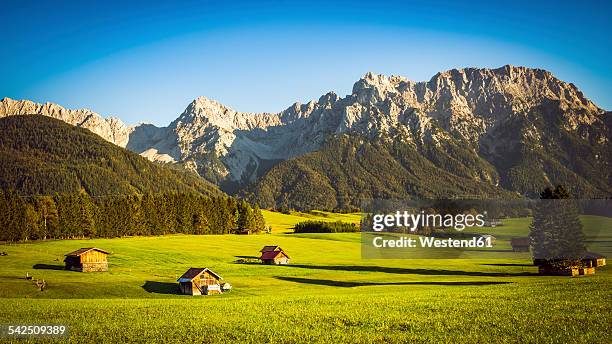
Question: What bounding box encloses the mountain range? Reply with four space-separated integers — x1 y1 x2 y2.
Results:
1 65 610 209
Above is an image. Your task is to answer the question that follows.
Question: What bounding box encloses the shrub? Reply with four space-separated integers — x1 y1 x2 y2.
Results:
293 220 358 233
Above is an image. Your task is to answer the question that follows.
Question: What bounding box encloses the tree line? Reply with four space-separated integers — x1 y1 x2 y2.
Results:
293 220 359 233
0 190 265 242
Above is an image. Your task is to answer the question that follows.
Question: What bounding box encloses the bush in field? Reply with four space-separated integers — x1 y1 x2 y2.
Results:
293 220 358 233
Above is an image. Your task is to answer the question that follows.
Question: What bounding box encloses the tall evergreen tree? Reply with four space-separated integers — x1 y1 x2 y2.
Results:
252 204 266 233
236 200 256 232
22 203 40 241
34 196 59 240
79 193 96 238
1 190 27 241
529 185 585 263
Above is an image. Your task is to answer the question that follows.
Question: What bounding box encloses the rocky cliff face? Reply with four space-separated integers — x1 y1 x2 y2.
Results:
163 65 607 190
0 98 131 147
1 65 609 200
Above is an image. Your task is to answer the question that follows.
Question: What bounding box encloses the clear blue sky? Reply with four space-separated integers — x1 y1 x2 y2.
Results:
1 0 610 126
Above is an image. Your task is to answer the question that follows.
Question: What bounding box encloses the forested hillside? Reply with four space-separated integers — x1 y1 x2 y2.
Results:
0 115 220 196
0 116 267 241
479 107 611 198
246 135 517 211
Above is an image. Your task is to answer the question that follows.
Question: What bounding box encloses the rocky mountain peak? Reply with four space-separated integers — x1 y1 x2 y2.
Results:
1 66 608 190
179 96 237 125
318 91 339 106
0 97 130 147
425 65 599 111
352 72 409 104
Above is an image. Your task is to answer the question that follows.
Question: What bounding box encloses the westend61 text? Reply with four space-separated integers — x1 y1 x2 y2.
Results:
372 236 493 248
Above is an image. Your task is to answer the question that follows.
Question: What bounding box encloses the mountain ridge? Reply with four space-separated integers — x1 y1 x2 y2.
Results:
2 65 610 206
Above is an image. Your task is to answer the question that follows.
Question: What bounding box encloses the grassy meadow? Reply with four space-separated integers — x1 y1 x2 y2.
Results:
0 211 610 343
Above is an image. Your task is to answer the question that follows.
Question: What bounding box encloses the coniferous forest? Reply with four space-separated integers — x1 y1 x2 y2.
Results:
0 115 220 197
0 116 266 241
0 190 265 241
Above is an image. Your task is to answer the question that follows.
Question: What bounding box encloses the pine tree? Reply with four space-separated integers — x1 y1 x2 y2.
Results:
236 200 256 232
529 185 585 263
22 203 40 241
252 204 266 233
1 190 27 241
0 190 9 241
34 196 59 240
79 193 96 238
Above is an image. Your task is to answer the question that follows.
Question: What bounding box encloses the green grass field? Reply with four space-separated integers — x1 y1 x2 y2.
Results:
0 211 610 343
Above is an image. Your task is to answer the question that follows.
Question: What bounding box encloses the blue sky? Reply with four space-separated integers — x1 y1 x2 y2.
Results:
1 0 610 126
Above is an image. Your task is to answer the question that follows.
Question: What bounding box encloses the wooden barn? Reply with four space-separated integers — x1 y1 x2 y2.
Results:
538 263 595 277
259 246 290 265
510 237 530 252
538 264 580 276
64 248 110 272
581 252 606 267
534 252 607 269
177 268 223 295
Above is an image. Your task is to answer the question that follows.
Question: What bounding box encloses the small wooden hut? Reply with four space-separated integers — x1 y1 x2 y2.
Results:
510 237 530 252
177 268 223 295
64 248 110 272
260 245 283 253
259 246 290 265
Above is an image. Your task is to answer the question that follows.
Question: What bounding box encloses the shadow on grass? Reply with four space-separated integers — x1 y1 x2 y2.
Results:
471 249 517 253
276 276 512 288
33 264 64 271
142 281 178 294
272 264 538 277
235 255 259 259
482 263 533 267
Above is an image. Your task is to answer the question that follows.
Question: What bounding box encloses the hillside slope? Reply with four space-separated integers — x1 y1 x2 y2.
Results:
246 135 517 210
0 115 221 196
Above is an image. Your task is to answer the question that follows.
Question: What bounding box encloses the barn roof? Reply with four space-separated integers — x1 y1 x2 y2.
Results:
177 268 222 282
65 247 110 257
260 250 290 260
260 245 282 253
